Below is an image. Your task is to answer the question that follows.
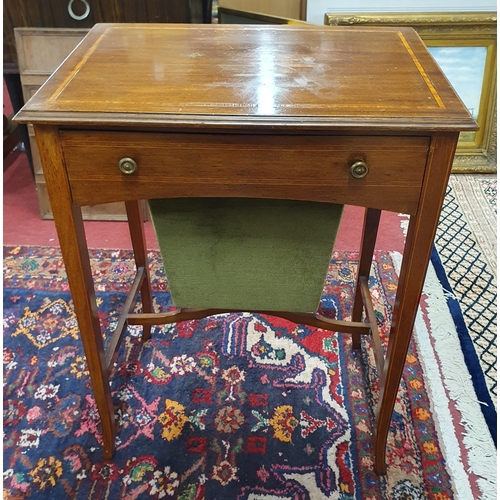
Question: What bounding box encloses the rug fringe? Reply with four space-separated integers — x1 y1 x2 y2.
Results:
390 251 497 499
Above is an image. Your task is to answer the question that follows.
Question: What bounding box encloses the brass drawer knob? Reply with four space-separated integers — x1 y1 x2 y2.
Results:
118 158 137 175
350 160 369 179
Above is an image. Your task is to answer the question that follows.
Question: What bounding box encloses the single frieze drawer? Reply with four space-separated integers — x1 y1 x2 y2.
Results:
60 130 430 214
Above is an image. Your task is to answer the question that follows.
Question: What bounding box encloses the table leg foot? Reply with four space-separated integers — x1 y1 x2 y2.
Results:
102 445 115 461
373 457 387 475
141 323 152 342
372 419 389 474
99 399 118 460
352 334 362 350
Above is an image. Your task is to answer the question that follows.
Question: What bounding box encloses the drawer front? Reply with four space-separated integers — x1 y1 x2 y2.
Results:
61 131 430 214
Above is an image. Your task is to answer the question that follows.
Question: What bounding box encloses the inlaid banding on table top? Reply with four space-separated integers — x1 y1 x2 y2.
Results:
48 28 111 104
42 24 450 117
396 32 445 109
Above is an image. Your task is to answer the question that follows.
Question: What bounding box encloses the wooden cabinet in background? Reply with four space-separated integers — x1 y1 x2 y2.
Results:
5 1 210 220
15 27 145 220
217 0 307 21
5 0 210 73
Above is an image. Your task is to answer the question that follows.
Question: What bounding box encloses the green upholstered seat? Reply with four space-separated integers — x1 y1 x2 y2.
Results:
149 198 344 312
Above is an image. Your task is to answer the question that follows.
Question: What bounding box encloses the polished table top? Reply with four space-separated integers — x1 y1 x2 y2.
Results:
17 24 476 132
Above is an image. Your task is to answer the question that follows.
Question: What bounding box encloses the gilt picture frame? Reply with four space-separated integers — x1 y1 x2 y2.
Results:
325 12 497 173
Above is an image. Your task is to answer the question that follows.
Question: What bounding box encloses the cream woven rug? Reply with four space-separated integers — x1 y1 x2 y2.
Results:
438 174 497 405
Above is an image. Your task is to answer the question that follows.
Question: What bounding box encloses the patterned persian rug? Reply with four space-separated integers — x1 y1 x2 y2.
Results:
3 246 495 499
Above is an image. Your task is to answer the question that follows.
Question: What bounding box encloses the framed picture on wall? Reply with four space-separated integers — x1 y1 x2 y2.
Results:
324 12 497 173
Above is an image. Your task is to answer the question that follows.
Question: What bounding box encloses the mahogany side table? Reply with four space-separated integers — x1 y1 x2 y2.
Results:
16 23 476 474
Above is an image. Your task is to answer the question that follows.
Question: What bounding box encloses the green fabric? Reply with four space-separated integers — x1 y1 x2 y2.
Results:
149 198 344 312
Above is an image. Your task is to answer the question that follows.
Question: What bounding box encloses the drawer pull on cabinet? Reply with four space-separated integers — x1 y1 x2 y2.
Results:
350 160 369 179
68 0 91 21
118 158 137 175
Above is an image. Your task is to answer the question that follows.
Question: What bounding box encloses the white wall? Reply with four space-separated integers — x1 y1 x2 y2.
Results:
307 0 497 25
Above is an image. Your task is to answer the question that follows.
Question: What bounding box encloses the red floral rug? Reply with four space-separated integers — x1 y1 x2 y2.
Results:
3 246 476 499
